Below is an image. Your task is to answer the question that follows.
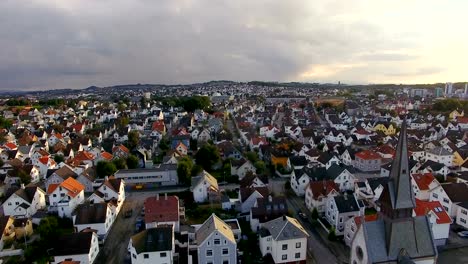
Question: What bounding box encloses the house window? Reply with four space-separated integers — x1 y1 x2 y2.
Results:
206 250 212 256
296 242 301 248
282 244 288 250
223 261 229 264
143 254 149 259
160 252 167 257
295 252 301 258
222 248 229 255
461 219 467 224
132 254 136 259
463 209 468 215
433 193 438 199
443 198 450 204
214 239 220 245
282 254 287 260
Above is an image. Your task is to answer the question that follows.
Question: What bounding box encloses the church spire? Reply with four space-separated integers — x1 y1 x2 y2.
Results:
388 116 415 210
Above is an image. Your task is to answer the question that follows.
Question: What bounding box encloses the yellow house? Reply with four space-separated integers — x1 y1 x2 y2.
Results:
374 122 396 135
453 150 468 167
449 110 464 120
271 154 289 168
0 216 16 250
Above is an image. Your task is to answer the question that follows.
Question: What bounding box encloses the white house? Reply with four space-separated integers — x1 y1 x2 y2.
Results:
455 202 468 230
73 202 114 242
430 182 468 218
48 177 85 218
89 178 125 215
128 226 175 264
325 194 363 235
191 171 219 203
51 231 100 264
344 214 378 247
231 159 256 180
195 214 237 264
304 180 339 214
413 199 451 246
425 146 453 167
2 186 46 218
410 173 440 201
259 216 309 264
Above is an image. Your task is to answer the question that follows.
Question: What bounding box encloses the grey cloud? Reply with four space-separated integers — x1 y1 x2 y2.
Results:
0 0 426 90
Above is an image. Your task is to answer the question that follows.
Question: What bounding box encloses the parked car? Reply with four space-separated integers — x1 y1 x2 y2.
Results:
457 231 468 238
124 208 133 218
140 207 145 216
298 212 308 220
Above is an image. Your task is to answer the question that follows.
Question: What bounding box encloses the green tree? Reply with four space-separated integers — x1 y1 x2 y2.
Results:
177 157 194 185
158 138 170 151
311 208 319 220
37 216 59 241
18 169 31 185
96 161 117 178
195 144 220 171
191 164 203 176
127 130 140 150
245 151 259 163
328 227 337 241
126 155 140 169
113 158 127 169
254 160 266 174
54 155 64 163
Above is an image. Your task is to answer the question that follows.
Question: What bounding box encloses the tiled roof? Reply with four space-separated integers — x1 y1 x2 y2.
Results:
195 214 235 245
355 150 381 160
411 173 436 191
144 195 179 223
308 180 339 200
414 199 451 224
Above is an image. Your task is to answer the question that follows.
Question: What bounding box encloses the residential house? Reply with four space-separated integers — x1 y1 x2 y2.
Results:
410 173 440 201
259 216 309 264
45 165 78 191
430 182 468 217
250 196 288 232
51 232 100 264
195 214 237 264
73 202 114 242
89 178 125 214
325 194 363 235
343 214 378 247
2 186 46 218
0 216 15 250
48 177 85 218
455 202 468 231
354 150 381 172
128 226 175 264
304 180 339 215
425 146 453 167
413 199 451 246
144 194 180 232
191 171 220 203
230 159 256 180
239 186 269 214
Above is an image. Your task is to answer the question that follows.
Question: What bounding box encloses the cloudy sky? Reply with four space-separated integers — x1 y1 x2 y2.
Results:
1 0 467 90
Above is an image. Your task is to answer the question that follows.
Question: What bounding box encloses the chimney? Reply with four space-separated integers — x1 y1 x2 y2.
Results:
268 195 272 202
105 176 109 181
283 215 286 221
156 193 159 200
165 193 168 200
21 183 25 189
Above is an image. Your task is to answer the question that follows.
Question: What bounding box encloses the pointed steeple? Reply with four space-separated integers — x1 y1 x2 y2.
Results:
388 116 415 210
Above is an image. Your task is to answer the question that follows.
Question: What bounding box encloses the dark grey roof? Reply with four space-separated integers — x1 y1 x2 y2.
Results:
327 164 355 179
74 203 109 225
259 216 308 241
53 232 94 256
131 226 173 254
333 195 360 213
441 183 468 203
362 217 436 263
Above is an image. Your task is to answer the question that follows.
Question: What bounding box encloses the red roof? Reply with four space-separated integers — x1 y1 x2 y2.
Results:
5 142 17 150
355 150 381 160
355 128 372 135
251 137 268 146
354 214 378 226
152 121 166 132
376 145 396 157
308 181 339 200
101 151 113 160
71 123 84 132
457 116 468 124
411 173 436 191
39 156 50 165
414 199 451 224
144 195 179 223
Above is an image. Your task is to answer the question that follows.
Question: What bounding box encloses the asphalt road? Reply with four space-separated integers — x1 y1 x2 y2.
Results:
96 192 152 264
287 196 340 264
